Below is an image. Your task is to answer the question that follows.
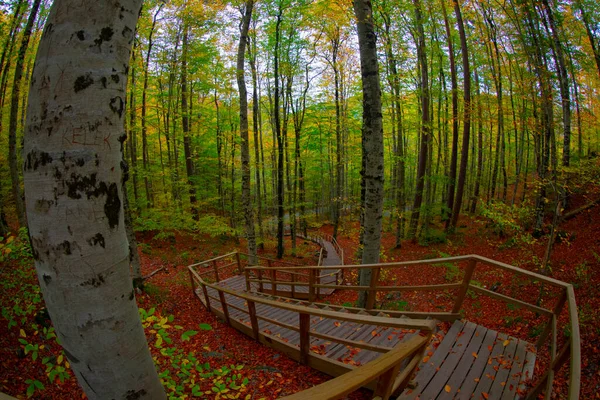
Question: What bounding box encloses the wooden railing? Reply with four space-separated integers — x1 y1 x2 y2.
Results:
279 334 430 400
237 254 580 400
187 262 435 398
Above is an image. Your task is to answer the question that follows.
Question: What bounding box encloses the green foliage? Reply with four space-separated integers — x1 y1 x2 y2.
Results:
479 201 536 247
194 214 240 238
418 229 447 246
139 308 247 399
25 379 44 398
144 283 169 304
437 252 460 282
0 228 32 264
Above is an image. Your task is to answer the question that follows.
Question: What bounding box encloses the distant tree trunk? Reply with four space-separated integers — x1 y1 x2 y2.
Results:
248 26 264 249
0 0 26 117
23 0 165 397
128 42 139 205
354 0 384 308
0 178 10 236
470 67 483 214
8 0 41 228
541 0 571 167
409 0 431 241
577 1 600 78
141 4 163 209
237 0 257 264
448 0 471 230
274 6 285 259
181 24 198 220
0 0 26 120
441 0 458 224
215 86 225 214
123 164 143 288
329 31 342 239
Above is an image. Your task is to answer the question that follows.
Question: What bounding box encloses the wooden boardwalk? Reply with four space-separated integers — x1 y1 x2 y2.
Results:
252 233 343 299
186 243 572 399
398 320 535 400
202 276 536 399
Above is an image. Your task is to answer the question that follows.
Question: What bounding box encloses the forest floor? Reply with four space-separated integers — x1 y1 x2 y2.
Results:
1 182 600 399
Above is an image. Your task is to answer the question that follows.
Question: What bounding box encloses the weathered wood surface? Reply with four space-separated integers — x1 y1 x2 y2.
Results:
398 320 536 400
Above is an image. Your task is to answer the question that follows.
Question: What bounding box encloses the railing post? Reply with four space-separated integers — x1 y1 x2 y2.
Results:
212 260 220 282
218 290 230 325
299 313 310 364
235 252 243 274
201 283 211 312
291 272 296 298
537 290 567 349
366 267 380 310
188 268 196 296
374 363 403 400
258 267 264 292
268 259 277 295
247 300 259 340
244 268 251 292
309 268 316 302
452 258 477 314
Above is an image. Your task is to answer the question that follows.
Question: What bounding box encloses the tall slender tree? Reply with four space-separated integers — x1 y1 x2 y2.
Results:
237 0 257 264
354 0 384 308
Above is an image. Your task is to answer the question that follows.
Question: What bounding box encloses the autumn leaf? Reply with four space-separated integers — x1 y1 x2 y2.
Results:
444 384 451 393
503 339 510 346
482 393 490 399
472 352 478 358
334 321 341 327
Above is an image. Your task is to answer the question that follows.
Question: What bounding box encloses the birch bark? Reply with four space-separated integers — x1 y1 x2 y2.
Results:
23 0 165 398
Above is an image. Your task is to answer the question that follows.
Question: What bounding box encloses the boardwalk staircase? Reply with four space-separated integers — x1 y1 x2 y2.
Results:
187 234 580 400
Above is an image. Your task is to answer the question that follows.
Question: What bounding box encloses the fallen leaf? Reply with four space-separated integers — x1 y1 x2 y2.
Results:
503 339 510 347
482 393 489 399
444 384 451 393
472 352 478 358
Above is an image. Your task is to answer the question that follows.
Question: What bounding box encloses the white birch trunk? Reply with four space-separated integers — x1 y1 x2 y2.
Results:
354 0 384 307
23 0 165 398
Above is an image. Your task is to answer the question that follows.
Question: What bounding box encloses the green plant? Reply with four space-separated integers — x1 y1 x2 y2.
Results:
139 308 248 398
25 379 44 398
418 229 447 246
0 228 33 265
438 252 460 282
479 201 536 247
144 283 169 304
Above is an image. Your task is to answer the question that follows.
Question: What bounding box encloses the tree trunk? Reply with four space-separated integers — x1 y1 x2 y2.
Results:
23 0 165 397
408 0 431 241
274 6 285 259
181 24 198 220
128 42 139 205
441 0 459 225
8 0 42 228
448 0 471 231
354 0 384 308
248 26 264 249
141 4 163 209
237 0 257 264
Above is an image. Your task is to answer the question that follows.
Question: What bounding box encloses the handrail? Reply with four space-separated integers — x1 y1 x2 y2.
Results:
279 334 430 400
188 253 580 400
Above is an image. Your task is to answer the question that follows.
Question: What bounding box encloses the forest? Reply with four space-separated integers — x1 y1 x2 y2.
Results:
0 0 599 398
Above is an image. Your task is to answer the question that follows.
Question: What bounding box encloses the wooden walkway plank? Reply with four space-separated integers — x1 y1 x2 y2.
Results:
453 328 499 400
401 320 466 400
436 323 488 400
419 321 478 399
488 336 519 399
471 332 509 400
